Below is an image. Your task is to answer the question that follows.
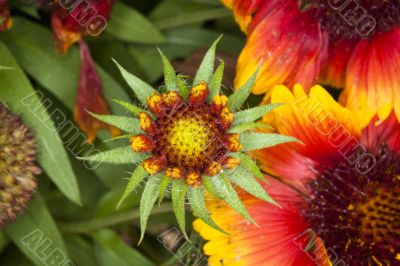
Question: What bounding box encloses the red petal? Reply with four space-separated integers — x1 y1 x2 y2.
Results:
74 41 120 143
340 27 400 127
194 179 324 266
235 0 328 96
319 39 357 88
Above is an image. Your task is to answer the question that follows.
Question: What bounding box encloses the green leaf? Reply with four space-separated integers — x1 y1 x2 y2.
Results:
93 229 155 266
208 61 224 102
5 194 71 266
0 65 12 70
117 166 149 209
158 175 171 206
82 146 148 164
233 103 281 126
106 2 165 44
153 8 231 30
113 59 156 106
158 48 179 91
0 18 129 113
193 36 221 85
228 122 272 134
187 187 226 234
240 132 299 151
140 175 161 243
89 113 141 133
65 235 97 266
171 180 188 239
231 152 264 180
228 69 259 111
0 42 81 205
177 76 189 100
210 175 256 224
113 99 148 115
228 166 278 206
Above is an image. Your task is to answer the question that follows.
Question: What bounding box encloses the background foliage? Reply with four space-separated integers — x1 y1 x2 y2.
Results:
0 0 253 265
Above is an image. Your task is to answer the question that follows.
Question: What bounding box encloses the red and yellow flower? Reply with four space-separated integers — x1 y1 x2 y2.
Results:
223 0 400 127
51 0 115 54
194 84 400 265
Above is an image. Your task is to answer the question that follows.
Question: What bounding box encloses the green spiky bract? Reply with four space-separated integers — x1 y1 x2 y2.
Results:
82 37 298 242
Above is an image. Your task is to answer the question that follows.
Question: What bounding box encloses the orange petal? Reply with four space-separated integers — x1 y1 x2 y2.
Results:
189 81 209 107
222 156 240 170
51 13 82 54
225 133 242 152
166 167 185 179
234 0 327 97
74 41 120 143
0 0 12 32
211 94 229 114
340 27 400 128
186 172 202 187
205 161 222 177
138 112 158 135
147 93 166 118
194 178 324 266
130 134 155 152
162 91 184 113
273 84 360 164
142 156 167 175
218 107 234 130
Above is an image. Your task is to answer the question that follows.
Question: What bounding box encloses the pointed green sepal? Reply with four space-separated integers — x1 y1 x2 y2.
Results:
210 174 256 225
232 103 282 126
171 180 188 239
89 112 141 133
231 152 265 180
158 175 171 206
241 132 299 151
228 69 259 111
187 187 227 234
228 166 279 206
177 76 189 100
202 176 222 199
80 146 149 164
193 36 222 85
228 122 272 134
139 175 161 244
117 166 149 209
158 48 179 91
112 59 156 105
208 61 224 102
113 99 148 115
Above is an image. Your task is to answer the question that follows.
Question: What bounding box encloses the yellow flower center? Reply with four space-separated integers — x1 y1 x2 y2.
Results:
167 117 210 161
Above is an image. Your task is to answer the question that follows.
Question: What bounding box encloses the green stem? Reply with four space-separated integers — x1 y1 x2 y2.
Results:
59 203 172 233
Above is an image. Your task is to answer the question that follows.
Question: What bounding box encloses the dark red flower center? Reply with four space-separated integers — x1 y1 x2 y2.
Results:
302 144 400 265
308 0 400 40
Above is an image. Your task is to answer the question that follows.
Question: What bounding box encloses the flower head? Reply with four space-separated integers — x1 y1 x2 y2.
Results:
83 39 296 242
0 104 40 227
222 0 400 127
51 0 114 53
195 84 400 265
